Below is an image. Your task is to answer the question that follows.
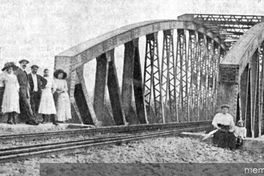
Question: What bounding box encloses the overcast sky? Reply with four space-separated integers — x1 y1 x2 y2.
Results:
1 0 264 67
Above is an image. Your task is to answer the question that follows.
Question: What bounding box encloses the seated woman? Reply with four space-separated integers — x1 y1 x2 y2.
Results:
212 104 236 150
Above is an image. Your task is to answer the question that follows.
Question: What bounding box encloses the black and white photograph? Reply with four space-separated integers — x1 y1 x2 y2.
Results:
0 0 264 175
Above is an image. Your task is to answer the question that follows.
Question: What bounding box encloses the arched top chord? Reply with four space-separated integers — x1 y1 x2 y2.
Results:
55 20 225 72
221 22 264 78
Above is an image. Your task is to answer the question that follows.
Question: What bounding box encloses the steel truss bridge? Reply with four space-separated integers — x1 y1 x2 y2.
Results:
54 13 264 138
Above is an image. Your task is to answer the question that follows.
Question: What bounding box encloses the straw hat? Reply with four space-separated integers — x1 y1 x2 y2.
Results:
31 65 39 69
19 59 29 64
220 104 230 109
2 62 17 71
54 69 67 79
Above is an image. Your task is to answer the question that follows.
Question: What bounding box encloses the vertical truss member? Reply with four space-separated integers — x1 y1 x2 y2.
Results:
144 33 164 123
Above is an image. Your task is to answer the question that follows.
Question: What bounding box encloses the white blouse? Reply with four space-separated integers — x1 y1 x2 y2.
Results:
53 78 68 93
212 113 235 130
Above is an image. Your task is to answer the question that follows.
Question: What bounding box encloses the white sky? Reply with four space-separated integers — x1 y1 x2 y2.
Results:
0 0 264 92
0 0 264 67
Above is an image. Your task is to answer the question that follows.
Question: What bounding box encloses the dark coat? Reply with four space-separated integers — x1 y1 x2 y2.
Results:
28 73 47 94
15 68 29 88
15 68 30 98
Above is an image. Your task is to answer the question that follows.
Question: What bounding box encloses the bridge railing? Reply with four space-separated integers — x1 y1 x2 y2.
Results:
54 20 225 126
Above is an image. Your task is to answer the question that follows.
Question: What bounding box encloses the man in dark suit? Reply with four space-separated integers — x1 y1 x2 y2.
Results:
28 65 47 116
15 59 38 125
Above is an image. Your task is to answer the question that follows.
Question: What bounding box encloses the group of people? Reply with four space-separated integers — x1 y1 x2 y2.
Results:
0 59 72 125
210 104 247 150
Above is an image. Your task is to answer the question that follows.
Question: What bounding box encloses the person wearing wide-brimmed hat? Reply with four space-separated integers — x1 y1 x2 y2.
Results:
15 59 38 125
28 64 47 117
211 104 236 149
0 62 20 124
53 69 71 122
19 59 29 64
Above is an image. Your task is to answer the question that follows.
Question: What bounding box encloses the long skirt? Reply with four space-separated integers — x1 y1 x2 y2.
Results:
213 130 236 149
56 92 71 121
38 89 56 115
2 85 20 114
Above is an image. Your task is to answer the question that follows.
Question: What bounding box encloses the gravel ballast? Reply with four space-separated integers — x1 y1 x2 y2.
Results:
0 136 263 176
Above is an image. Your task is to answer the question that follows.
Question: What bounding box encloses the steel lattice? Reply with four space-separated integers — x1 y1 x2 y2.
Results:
161 30 177 122
188 31 198 121
143 30 222 123
143 33 164 123
175 29 188 122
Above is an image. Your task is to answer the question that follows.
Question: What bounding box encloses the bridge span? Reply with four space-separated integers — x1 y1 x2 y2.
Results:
54 14 264 138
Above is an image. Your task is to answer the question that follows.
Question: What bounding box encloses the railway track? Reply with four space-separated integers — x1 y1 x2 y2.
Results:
0 121 211 142
0 121 211 162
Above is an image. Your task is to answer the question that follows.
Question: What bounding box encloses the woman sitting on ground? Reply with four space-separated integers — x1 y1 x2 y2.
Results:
212 104 236 150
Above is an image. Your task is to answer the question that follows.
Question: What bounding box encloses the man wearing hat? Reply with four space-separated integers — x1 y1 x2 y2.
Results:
211 104 237 149
15 59 38 125
28 65 47 116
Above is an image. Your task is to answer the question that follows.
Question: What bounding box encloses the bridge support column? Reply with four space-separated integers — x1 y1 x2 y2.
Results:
133 41 148 124
144 33 164 124
94 53 115 126
76 65 100 126
122 39 147 124
107 50 126 125
68 70 84 123
122 40 138 124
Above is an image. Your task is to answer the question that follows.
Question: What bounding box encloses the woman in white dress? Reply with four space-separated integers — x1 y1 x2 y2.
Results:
38 69 57 124
53 69 71 122
1 62 20 124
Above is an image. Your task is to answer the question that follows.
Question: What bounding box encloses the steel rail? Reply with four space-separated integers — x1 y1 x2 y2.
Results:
0 124 210 162
0 121 211 143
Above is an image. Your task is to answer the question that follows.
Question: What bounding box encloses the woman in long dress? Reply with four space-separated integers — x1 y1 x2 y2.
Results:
53 69 71 122
1 62 20 124
211 104 236 150
38 69 57 124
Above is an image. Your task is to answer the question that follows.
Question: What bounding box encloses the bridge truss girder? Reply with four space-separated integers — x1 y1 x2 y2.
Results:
54 20 225 126
178 14 264 48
